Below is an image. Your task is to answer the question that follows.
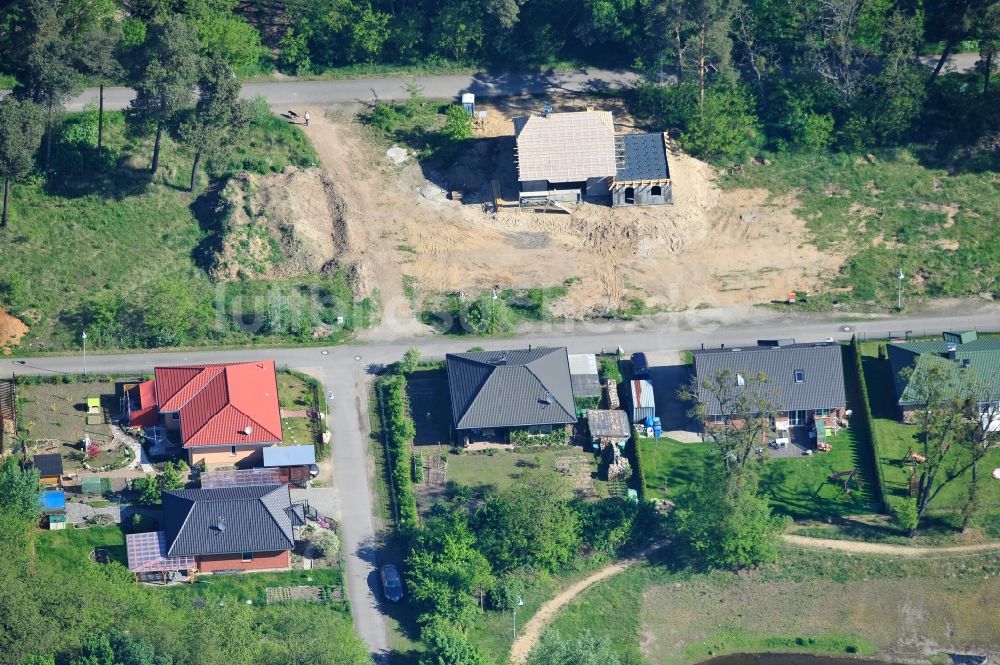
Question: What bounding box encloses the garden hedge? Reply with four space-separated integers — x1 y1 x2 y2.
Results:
377 373 419 528
848 336 888 512
625 432 647 501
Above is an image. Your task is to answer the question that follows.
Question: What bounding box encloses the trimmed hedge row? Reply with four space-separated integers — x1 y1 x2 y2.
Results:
378 373 419 528
848 336 888 512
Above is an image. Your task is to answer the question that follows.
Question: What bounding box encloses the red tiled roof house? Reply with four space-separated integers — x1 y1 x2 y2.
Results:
128 361 283 469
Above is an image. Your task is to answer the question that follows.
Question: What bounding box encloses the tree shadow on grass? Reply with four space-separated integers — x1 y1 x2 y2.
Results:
44 152 153 201
190 183 227 274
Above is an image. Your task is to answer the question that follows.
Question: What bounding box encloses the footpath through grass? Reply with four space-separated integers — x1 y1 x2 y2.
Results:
548 546 1000 665
725 150 1000 307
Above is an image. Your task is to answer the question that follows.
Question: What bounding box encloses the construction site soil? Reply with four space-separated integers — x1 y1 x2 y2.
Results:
216 99 844 337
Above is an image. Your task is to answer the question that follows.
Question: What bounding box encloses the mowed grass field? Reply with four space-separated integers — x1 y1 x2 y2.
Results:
726 150 1000 307
861 344 1000 535
547 547 1000 665
3 109 317 351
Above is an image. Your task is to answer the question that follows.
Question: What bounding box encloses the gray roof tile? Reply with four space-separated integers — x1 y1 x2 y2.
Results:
446 348 577 430
163 484 295 557
616 133 670 182
692 343 846 414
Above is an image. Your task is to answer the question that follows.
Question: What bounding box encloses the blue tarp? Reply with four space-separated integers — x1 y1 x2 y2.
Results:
39 490 65 512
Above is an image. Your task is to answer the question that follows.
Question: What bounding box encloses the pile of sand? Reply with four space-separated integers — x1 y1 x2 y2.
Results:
211 167 374 298
0 307 28 353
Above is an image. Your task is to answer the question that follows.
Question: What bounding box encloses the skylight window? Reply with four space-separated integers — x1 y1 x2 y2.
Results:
736 373 745 386
794 370 805 383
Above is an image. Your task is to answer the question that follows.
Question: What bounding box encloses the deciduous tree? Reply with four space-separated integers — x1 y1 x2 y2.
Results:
902 355 977 536
0 456 41 520
473 473 580 573
406 511 494 628
682 366 778 487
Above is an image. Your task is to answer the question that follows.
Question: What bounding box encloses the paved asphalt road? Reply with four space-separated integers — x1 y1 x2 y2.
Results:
61 68 640 113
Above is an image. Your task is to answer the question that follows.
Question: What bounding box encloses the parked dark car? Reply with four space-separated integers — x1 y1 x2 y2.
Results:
631 352 650 380
381 564 403 602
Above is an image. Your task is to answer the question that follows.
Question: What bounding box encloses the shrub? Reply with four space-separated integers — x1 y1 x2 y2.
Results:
412 454 425 483
441 105 473 142
461 294 513 335
487 574 524 611
310 528 341 560
370 103 400 134
597 356 621 383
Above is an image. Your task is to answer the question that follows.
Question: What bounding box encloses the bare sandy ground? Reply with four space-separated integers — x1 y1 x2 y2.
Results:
0 307 28 353
228 102 844 339
783 533 1000 556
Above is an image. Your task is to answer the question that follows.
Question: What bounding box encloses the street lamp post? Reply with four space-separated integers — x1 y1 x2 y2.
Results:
81 331 88 376
897 268 905 311
513 596 524 640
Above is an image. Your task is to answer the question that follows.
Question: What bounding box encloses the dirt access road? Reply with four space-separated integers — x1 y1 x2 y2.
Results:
783 533 1000 557
508 541 669 664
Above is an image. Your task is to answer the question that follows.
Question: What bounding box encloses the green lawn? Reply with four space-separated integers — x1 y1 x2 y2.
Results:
639 431 877 520
861 345 1000 533
36 525 127 569
1 109 331 352
277 371 314 410
439 447 608 502
281 417 315 446
638 437 710 500
725 150 1000 307
167 568 344 606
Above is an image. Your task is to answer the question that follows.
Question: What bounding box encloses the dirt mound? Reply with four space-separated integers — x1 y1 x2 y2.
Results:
211 167 374 299
0 307 28 353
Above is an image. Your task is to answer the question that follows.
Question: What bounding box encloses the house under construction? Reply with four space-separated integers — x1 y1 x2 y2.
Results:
512 109 672 209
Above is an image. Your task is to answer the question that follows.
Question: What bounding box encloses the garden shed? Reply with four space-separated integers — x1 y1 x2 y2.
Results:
586 409 631 444
32 453 64 486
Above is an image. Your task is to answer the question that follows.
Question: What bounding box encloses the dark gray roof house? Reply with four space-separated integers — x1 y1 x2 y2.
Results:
691 341 846 415
162 484 304 557
446 348 577 430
